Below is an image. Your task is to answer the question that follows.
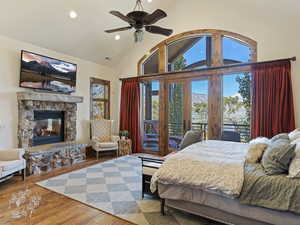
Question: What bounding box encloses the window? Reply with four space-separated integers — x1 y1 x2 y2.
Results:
191 80 209 137
90 78 110 119
137 29 256 154
139 30 256 75
142 50 159 75
222 36 251 64
167 36 211 72
222 73 251 142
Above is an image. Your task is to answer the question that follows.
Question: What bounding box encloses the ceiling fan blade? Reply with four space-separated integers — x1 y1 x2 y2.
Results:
105 26 132 33
110 11 135 24
143 9 167 25
145 26 173 36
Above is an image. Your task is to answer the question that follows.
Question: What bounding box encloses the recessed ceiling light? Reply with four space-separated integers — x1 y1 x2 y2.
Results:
115 34 121 40
147 0 153 2
69 10 78 19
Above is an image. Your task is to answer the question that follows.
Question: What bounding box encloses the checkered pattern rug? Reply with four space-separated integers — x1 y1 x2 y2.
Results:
37 155 221 225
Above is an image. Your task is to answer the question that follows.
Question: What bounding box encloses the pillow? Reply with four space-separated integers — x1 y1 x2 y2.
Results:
261 139 296 175
270 133 289 142
246 137 270 163
288 143 300 178
289 129 300 142
291 138 300 145
179 130 202 150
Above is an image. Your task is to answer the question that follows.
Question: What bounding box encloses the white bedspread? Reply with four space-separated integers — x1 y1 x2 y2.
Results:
151 140 249 197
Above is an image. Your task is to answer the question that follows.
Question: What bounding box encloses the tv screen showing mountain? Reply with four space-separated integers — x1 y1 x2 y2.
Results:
20 50 77 94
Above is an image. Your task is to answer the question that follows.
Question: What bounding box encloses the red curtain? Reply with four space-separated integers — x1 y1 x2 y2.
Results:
119 78 142 153
251 61 295 138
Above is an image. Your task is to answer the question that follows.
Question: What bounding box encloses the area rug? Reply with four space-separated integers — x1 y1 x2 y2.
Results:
37 155 220 225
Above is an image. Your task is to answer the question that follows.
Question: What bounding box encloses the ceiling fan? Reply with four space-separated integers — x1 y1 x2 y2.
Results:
105 0 173 42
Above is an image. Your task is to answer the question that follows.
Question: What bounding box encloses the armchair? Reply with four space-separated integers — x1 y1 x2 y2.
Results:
91 119 120 159
0 149 26 182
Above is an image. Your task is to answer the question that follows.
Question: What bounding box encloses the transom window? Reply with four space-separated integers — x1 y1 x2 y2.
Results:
138 29 256 75
167 36 211 72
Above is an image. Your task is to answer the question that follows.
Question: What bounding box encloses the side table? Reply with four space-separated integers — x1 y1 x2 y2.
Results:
118 139 132 156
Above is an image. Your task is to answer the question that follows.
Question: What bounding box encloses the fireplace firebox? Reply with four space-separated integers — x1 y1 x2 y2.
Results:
33 111 65 146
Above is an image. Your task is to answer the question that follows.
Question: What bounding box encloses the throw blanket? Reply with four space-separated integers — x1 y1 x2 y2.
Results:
151 140 249 197
240 163 300 214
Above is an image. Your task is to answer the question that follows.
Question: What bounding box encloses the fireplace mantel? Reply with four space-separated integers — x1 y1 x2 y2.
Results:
17 92 83 103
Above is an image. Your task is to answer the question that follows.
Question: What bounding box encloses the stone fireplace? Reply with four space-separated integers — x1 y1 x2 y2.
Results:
17 92 83 148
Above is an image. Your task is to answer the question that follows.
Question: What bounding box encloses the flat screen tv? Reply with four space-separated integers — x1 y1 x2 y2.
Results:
20 50 77 94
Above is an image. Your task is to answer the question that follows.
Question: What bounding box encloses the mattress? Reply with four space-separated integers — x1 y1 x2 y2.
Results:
158 183 300 225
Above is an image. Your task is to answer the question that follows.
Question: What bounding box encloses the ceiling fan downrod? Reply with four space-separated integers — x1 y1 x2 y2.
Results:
133 0 144 12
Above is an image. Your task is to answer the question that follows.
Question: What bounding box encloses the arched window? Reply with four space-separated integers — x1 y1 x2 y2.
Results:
222 36 252 64
138 30 257 155
138 29 257 75
142 50 159 75
167 35 210 71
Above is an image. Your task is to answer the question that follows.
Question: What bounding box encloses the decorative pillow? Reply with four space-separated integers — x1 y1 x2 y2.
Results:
179 130 202 150
261 139 296 175
270 133 289 142
289 129 300 142
246 137 270 163
288 143 300 178
291 138 300 145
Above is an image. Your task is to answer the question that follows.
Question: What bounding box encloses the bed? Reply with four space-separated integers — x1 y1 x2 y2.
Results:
151 140 300 225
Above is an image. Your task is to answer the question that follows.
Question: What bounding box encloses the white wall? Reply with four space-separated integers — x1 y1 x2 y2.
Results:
117 0 300 126
0 35 119 149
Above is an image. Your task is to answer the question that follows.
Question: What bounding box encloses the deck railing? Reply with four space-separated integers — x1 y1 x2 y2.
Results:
144 120 251 143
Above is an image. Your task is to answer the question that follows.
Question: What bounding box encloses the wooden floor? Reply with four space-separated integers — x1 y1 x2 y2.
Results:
0 156 134 225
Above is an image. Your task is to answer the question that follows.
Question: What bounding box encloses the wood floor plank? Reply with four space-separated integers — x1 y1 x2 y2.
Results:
0 156 135 225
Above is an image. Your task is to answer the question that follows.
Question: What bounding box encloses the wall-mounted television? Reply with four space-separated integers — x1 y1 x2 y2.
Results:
20 50 77 94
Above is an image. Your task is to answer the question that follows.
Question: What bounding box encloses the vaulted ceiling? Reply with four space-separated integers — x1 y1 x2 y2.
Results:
0 0 173 66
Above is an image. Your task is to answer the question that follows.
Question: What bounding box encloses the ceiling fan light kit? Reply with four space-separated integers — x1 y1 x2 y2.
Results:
105 0 173 43
134 30 144 43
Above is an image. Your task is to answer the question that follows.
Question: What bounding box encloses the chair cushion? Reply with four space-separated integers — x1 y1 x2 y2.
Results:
179 130 202 150
0 160 24 172
98 142 118 148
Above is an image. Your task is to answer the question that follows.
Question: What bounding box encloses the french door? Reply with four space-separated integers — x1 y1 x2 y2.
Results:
166 78 209 151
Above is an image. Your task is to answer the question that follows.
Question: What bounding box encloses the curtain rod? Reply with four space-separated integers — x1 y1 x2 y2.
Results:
119 56 296 81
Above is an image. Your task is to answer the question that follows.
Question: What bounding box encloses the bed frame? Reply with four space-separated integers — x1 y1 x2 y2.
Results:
158 185 300 225
160 198 271 225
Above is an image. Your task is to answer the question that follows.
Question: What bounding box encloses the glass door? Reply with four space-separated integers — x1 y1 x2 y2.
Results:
167 78 209 151
191 79 209 139
141 81 160 152
167 81 187 150
222 73 252 142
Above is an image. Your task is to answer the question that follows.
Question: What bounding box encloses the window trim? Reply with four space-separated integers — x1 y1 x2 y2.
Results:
137 29 257 75
90 77 111 120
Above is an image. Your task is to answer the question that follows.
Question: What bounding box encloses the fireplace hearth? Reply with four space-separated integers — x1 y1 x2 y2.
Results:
33 111 65 146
